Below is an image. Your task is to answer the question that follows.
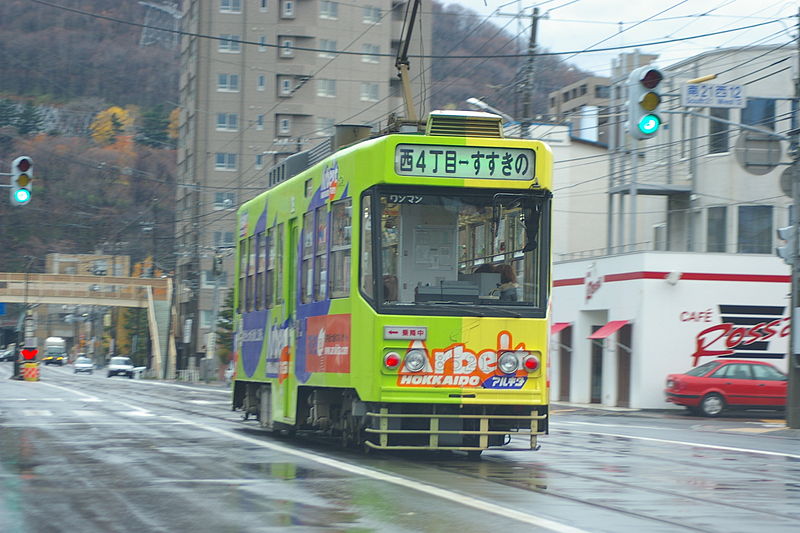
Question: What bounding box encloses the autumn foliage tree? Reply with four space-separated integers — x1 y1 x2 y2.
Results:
90 106 135 145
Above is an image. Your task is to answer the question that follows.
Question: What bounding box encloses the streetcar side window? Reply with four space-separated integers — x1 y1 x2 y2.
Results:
359 195 373 299
238 236 247 312
247 234 255 312
314 205 328 301
275 223 284 304
301 211 313 304
330 198 352 298
266 226 274 307
255 230 266 310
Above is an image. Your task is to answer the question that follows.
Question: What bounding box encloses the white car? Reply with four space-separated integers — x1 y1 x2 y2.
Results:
73 356 94 374
107 356 135 379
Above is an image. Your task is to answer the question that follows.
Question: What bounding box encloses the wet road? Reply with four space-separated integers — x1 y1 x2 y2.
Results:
1 362 799 532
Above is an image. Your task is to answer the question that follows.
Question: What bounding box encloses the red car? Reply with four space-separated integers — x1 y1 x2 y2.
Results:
665 359 787 417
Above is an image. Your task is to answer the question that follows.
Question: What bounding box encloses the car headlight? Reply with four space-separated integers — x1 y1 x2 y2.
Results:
404 350 426 372
498 352 518 374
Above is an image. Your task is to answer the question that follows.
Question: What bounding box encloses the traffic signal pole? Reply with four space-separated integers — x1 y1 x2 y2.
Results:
787 7 800 429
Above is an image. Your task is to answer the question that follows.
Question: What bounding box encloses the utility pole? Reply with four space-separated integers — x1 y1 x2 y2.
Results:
520 7 539 132
787 7 800 429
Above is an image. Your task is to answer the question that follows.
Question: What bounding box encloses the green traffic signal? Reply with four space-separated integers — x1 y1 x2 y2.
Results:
9 155 33 206
13 188 31 203
626 66 664 140
638 114 661 135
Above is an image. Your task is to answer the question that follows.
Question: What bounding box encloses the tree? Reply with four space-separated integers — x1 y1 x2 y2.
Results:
90 105 134 145
216 289 234 363
15 101 43 135
0 99 19 128
135 105 170 148
167 107 179 144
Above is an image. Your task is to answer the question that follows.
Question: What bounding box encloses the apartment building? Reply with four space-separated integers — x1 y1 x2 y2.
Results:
175 0 431 365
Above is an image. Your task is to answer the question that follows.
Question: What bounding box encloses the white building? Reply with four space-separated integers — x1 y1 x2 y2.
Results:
549 46 796 409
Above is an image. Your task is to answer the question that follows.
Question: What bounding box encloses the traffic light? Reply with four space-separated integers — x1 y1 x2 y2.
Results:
626 66 663 140
10 155 33 206
776 225 796 265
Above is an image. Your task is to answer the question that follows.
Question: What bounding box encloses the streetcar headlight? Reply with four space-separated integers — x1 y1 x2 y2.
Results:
384 352 401 369
404 349 426 372
498 352 518 374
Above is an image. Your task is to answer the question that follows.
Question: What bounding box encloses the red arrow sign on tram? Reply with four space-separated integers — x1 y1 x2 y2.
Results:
21 348 38 360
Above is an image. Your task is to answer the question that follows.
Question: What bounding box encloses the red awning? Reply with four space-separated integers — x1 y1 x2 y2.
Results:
551 322 572 334
588 320 630 339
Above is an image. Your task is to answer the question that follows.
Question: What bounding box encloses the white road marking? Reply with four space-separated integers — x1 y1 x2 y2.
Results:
545 426 800 459
37 381 100 402
161 415 589 533
21 410 53 417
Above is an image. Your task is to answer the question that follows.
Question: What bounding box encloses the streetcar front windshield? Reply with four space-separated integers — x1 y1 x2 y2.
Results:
368 187 550 316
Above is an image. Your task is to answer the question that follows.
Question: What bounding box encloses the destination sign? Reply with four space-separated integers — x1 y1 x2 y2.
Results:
395 144 535 180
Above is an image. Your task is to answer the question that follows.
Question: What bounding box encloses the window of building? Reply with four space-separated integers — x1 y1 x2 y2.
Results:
216 112 238 131
319 38 337 58
256 114 265 130
330 198 352 298
562 91 569 102
200 310 215 329
595 85 610 99
258 36 267 51
277 116 291 135
218 34 241 52
215 231 235 247
280 38 294 57
281 0 294 18
320 0 338 19
737 205 772 254
741 97 775 131
706 206 727 252
214 191 236 209
217 73 239 91
255 154 265 169
257 74 266 91
360 82 379 102
579 84 587 96
362 43 380 63
279 77 292 96
363 6 381 23
318 79 336 97
260 0 268 12
220 0 241 13
317 117 335 136
215 153 237 170
203 270 228 288
708 107 729 154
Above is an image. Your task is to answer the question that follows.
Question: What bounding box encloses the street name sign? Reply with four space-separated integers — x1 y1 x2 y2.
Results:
682 83 745 108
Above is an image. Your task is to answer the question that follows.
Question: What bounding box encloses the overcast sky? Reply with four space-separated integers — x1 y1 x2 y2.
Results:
444 0 797 76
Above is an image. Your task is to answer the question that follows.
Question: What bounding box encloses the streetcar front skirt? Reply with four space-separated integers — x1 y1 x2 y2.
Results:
363 404 548 451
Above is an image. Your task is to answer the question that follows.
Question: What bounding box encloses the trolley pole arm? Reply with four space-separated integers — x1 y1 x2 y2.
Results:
395 0 420 122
